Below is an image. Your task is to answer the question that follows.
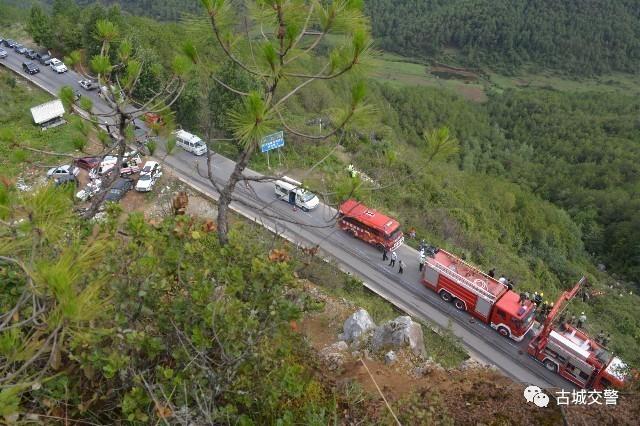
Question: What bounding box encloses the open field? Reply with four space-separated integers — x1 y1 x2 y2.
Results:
0 68 79 178
368 51 640 100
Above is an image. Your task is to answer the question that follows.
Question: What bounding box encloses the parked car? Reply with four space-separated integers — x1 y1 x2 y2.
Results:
53 174 79 187
49 58 68 73
0 49 6 59
135 161 162 192
47 164 79 179
36 52 51 65
103 177 134 204
15 44 27 55
22 62 40 75
74 156 102 170
25 49 37 59
78 79 97 90
0 38 5 46
89 153 142 179
76 178 102 202
5 39 17 48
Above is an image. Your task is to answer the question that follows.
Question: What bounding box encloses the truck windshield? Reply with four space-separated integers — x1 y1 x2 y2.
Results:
516 308 535 330
387 228 402 241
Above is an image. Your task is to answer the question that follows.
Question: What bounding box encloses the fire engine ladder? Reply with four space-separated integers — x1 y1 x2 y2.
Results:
428 258 497 303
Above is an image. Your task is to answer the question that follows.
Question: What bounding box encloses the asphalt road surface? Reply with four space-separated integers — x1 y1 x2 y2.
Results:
1 47 574 390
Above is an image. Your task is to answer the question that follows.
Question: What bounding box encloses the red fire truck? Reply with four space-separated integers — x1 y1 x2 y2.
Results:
421 248 536 341
528 277 627 390
338 199 404 251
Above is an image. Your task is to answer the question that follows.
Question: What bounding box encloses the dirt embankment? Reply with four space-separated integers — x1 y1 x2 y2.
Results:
298 281 639 426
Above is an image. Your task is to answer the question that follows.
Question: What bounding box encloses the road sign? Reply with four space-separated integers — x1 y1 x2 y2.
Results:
260 131 284 153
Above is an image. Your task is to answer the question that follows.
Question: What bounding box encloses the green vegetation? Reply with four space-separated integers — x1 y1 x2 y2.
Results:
366 0 640 75
0 69 78 177
4 0 639 388
0 186 364 423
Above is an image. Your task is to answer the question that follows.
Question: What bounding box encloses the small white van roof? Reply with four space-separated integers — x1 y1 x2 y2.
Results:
276 176 303 191
174 129 203 144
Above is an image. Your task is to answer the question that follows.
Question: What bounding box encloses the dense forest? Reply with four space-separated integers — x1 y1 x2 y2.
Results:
365 0 640 74
30 0 201 20
370 85 640 282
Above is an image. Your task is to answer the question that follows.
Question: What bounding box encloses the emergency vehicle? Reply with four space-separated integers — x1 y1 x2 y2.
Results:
421 248 536 341
528 277 627 390
338 199 404 251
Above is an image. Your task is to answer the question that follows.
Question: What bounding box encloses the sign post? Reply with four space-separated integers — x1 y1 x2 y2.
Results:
260 131 285 170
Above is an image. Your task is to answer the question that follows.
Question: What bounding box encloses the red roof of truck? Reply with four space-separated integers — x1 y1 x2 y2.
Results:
339 199 400 235
428 249 507 300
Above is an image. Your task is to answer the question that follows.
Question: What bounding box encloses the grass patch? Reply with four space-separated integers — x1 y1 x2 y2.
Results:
0 68 80 177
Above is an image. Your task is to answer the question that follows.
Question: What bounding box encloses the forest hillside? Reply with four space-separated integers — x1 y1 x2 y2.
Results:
365 0 640 75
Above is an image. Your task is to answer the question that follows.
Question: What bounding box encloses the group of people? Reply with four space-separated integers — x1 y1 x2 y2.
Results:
382 240 434 275
383 249 405 274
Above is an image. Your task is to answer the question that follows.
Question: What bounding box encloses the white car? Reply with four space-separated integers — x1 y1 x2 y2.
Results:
76 178 102 202
78 79 97 90
49 58 67 73
89 154 142 179
47 164 79 178
135 161 162 192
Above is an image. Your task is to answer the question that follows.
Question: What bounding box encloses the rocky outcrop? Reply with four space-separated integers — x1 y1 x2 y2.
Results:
384 351 398 365
320 341 349 370
412 357 445 377
339 309 376 343
459 358 484 371
372 316 426 357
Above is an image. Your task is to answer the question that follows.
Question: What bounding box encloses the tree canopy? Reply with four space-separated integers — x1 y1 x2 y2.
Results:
365 0 640 75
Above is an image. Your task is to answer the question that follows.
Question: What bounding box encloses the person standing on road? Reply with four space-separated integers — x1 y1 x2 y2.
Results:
382 248 388 262
398 260 405 274
389 251 397 267
419 252 425 272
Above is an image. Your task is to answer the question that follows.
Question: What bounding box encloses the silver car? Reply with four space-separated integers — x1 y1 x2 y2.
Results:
0 49 7 59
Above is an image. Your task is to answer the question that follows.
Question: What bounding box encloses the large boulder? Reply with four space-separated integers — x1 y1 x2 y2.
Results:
339 309 376 343
384 350 398 365
372 316 426 357
320 341 349 371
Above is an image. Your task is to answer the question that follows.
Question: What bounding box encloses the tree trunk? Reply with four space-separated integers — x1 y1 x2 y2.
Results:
82 110 128 220
216 144 255 245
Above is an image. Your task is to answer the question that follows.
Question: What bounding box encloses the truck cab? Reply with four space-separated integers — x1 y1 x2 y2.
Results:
489 290 536 341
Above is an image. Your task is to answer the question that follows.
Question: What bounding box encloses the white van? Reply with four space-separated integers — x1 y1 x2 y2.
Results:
173 129 207 156
274 177 319 212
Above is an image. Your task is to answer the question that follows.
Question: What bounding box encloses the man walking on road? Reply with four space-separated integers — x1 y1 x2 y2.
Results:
398 260 405 274
382 248 388 262
419 252 425 272
389 251 397 267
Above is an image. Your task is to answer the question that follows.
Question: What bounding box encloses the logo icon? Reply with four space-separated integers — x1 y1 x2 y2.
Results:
524 385 549 407
533 392 550 407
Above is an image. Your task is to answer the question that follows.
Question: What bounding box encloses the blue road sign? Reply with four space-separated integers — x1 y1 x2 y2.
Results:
260 131 284 153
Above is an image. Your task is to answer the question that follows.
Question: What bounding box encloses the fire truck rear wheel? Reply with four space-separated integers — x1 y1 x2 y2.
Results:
439 290 453 303
497 326 510 338
544 359 558 373
453 299 466 311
